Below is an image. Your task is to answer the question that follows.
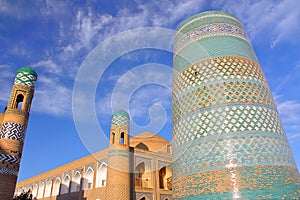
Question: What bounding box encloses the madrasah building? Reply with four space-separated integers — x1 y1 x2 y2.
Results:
1 10 299 200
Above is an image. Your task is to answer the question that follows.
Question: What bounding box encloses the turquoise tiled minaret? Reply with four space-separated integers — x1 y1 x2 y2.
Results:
172 11 300 199
106 110 131 200
0 66 37 199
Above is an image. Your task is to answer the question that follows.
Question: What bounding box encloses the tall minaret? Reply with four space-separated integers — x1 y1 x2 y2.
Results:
105 110 131 200
172 11 300 199
0 66 37 200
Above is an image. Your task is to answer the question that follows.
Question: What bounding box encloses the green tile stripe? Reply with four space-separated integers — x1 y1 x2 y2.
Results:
173 36 257 73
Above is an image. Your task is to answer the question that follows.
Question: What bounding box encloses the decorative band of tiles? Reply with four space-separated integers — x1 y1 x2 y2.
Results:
175 23 249 52
172 165 300 199
173 105 284 148
172 132 296 177
173 56 266 96
173 79 275 121
109 149 130 158
112 115 129 125
0 154 20 164
0 168 18 175
177 13 241 34
14 72 37 87
0 122 26 141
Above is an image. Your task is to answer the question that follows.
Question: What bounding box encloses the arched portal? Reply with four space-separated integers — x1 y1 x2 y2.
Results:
15 94 24 110
135 143 149 151
60 174 70 194
82 167 94 190
32 183 38 198
70 171 81 192
52 177 61 196
37 181 45 199
44 179 52 197
96 163 107 187
159 166 172 190
135 162 152 188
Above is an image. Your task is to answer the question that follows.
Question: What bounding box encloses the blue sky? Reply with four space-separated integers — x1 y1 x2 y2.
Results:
0 0 299 181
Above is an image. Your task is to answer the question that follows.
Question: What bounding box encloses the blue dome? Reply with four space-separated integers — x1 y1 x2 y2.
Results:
112 110 129 117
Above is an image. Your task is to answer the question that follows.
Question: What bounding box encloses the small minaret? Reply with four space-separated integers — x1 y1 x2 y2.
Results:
0 66 37 200
105 110 131 200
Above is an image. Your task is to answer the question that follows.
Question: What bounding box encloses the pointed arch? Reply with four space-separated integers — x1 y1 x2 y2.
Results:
52 177 61 196
44 179 52 197
135 162 152 188
135 142 149 151
120 132 125 144
15 94 24 110
159 166 172 190
37 181 45 198
96 162 107 187
138 196 150 200
32 183 38 198
82 167 94 190
60 174 70 194
70 171 81 192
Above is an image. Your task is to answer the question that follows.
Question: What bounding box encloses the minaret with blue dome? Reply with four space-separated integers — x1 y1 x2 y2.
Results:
0 66 37 199
106 110 131 200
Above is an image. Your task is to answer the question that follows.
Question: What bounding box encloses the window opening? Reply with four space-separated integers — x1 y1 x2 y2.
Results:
120 132 125 144
16 94 24 110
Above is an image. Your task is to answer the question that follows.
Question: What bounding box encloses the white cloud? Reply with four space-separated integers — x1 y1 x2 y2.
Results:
32 75 72 116
212 0 300 47
0 65 14 104
277 100 300 123
73 9 113 49
31 59 62 75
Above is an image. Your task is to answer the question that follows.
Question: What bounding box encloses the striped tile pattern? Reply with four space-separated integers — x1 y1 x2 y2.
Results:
172 11 300 199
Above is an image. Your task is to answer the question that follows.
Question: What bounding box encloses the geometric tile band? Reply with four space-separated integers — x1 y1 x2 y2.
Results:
173 133 296 178
172 165 300 199
175 23 250 53
173 56 267 96
112 115 129 125
176 12 243 36
0 122 26 141
14 72 37 88
0 168 18 176
0 154 20 164
173 105 284 148
173 80 275 121
173 36 258 73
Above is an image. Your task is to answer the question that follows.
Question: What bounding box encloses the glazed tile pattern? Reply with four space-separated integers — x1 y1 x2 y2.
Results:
112 115 129 125
175 23 249 53
172 11 300 199
173 165 300 199
0 122 26 141
0 168 18 175
14 72 37 88
0 154 20 164
173 105 284 148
